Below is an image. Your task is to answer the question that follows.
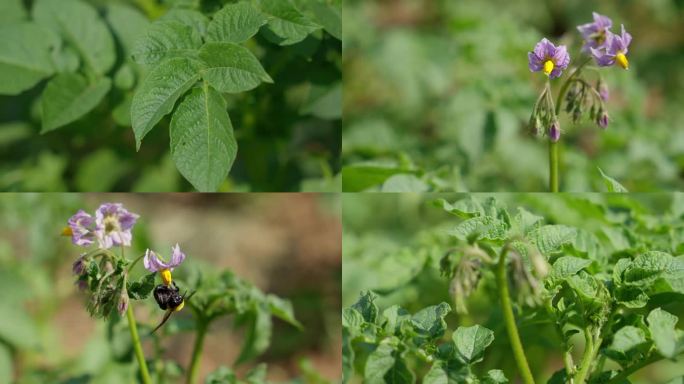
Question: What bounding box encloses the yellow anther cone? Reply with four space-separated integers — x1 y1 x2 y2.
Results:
616 52 629 70
160 269 172 285
62 226 73 236
543 60 554 76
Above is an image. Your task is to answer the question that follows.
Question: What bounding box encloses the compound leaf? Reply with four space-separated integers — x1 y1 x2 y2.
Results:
207 2 268 43
410 302 451 341
41 74 111 133
199 42 272 94
131 56 203 148
33 0 115 75
159 9 209 37
0 23 55 95
170 85 237 192
127 273 157 300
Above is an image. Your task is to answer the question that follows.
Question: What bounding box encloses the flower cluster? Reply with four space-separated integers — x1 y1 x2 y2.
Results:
527 12 632 141
65 203 139 249
65 203 187 318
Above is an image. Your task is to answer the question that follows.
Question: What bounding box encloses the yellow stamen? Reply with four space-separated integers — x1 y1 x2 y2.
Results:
174 300 185 312
615 52 629 70
62 226 73 236
160 269 172 285
543 60 554 76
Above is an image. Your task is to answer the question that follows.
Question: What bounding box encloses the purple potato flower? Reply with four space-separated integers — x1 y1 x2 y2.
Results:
577 12 613 53
591 25 632 69
67 210 96 247
144 244 186 285
528 38 570 79
94 203 139 249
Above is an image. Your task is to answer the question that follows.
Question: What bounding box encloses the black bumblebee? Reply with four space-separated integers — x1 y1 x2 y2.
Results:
151 281 194 334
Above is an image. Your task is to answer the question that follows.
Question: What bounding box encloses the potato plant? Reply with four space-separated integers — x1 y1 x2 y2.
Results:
343 195 684 383
63 202 303 384
0 0 341 192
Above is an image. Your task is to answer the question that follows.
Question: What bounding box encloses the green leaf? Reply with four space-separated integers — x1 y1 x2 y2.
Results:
127 273 157 300
33 0 115 75
0 23 55 95
131 56 202 148
41 74 112 133
159 9 209 37
235 303 272 364
0 0 27 23
531 225 578 255
384 356 414 384
170 85 238 192
198 43 272 94
449 215 507 242
131 21 202 65
207 2 268 43
548 256 592 285
622 251 684 295
435 198 484 218
452 324 494 365
351 291 379 323
364 341 395 384
106 4 150 55
606 325 649 365
259 0 321 45
410 302 451 341
382 174 429 192
342 164 413 192
342 330 354 384
266 294 302 328
647 308 678 358
423 361 448 384
598 167 628 193
294 0 341 40
382 305 411 335
482 370 508 384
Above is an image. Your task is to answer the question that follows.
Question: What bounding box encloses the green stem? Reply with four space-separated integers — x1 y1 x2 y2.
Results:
495 245 536 384
549 141 559 192
126 303 153 384
604 354 664 384
187 320 209 384
574 328 602 384
547 57 592 192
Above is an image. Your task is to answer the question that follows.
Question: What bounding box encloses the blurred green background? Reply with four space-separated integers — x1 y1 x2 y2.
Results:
342 0 684 192
342 192 684 383
0 193 341 383
0 0 341 192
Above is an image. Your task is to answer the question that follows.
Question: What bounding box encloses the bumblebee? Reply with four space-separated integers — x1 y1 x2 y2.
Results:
150 281 194 334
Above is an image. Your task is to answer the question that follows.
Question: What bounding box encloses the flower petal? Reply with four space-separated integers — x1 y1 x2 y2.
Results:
169 244 186 269
528 52 542 72
144 249 167 272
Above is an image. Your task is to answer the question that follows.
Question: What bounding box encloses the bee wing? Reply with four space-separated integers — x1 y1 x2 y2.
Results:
151 309 174 334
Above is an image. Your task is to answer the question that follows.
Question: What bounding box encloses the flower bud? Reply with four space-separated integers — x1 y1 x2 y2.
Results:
597 110 609 129
72 256 86 275
549 120 560 142
117 291 129 316
76 279 88 291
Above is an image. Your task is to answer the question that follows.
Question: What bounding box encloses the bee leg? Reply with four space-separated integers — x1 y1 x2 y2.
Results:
150 309 174 334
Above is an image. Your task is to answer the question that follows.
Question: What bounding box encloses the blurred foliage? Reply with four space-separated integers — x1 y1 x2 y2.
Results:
0 193 340 383
0 0 341 192
342 192 684 383
342 0 684 191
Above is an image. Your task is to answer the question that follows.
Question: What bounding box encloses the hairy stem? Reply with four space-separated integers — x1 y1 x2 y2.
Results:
495 245 536 384
574 328 602 384
604 354 664 384
187 320 209 384
126 304 153 384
